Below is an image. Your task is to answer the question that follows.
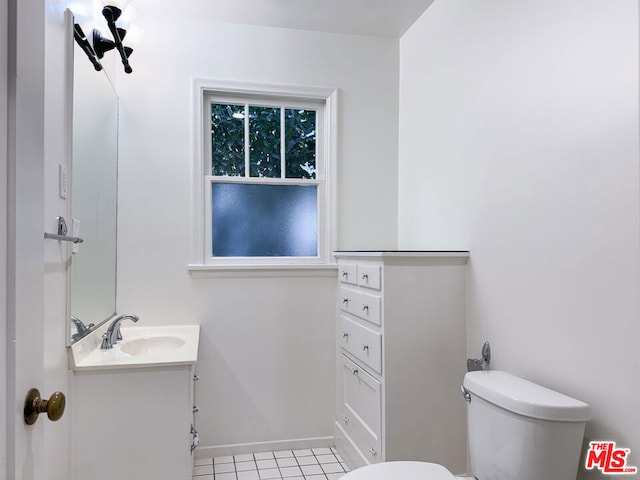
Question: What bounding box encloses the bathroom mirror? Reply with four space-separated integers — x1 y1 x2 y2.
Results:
68 29 119 344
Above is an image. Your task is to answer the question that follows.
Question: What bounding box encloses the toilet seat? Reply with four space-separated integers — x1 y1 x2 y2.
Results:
341 461 456 480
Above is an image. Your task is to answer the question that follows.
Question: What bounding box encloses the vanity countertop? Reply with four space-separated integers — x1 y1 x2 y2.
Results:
70 324 200 371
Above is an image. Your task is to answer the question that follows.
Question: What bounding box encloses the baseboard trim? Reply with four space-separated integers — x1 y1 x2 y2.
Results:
194 436 336 459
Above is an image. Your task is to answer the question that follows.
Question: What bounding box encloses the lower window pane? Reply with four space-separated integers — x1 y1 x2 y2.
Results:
212 183 318 257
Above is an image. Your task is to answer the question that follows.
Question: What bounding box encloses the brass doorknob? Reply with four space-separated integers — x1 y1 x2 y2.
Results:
23 388 66 425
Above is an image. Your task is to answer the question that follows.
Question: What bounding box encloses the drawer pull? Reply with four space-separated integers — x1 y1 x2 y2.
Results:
362 344 369 351
351 368 359 375
342 298 349 304
342 271 349 278
193 375 199 381
362 304 369 312
368 448 377 456
342 332 349 339
193 405 199 414
362 273 368 280
343 415 349 424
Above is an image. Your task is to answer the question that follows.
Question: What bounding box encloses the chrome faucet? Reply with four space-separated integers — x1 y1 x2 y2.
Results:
100 313 140 349
70 316 95 341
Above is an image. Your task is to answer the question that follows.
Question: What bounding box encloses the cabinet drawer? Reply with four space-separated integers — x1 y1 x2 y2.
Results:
357 264 381 290
339 408 381 465
339 263 358 285
340 355 381 452
339 287 382 326
339 316 382 374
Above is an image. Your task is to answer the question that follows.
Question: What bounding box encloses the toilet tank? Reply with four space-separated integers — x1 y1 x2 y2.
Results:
463 371 590 480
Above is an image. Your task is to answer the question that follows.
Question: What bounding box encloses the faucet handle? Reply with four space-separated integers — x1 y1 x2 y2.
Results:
100 332 112 349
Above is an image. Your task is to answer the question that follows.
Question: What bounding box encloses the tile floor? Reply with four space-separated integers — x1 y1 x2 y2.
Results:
193 447 349 480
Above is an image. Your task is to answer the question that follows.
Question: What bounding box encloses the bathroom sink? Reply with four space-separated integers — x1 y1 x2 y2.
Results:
120 336 186 356
70 325 200 371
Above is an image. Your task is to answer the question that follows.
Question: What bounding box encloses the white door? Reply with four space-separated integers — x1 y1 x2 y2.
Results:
5 0 71 479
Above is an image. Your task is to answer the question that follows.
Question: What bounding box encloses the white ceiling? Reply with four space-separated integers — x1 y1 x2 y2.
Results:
165 0 436 39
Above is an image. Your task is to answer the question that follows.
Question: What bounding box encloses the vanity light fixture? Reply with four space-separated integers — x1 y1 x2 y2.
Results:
73 23 103 71
92 0 139 74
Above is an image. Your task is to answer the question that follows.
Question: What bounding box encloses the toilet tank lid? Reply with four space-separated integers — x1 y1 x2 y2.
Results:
463 370 591 422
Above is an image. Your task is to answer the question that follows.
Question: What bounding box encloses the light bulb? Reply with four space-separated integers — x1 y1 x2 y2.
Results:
123 24 144 49
118 5 137 29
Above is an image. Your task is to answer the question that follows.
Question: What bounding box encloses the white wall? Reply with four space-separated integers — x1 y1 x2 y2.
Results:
399 1 639 477
116 8 399 450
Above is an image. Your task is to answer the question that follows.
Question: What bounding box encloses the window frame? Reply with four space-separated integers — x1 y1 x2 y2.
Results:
191 80 338 270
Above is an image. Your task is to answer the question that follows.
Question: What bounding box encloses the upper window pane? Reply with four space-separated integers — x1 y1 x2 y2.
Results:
211 103 245 176
249 106 281 178
285 109 316 179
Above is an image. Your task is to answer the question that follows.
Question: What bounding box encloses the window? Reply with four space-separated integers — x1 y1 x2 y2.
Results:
194 82 336 268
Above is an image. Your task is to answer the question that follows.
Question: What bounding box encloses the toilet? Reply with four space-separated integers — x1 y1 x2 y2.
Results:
341 370 590 480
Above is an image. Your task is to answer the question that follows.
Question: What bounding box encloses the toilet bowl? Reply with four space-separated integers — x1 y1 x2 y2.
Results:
340 370 590 480
341 461 456 480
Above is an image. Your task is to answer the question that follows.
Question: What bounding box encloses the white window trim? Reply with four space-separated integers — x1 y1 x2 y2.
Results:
189 79 338 273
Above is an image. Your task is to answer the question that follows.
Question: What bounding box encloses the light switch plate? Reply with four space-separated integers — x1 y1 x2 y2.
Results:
59 164 68 199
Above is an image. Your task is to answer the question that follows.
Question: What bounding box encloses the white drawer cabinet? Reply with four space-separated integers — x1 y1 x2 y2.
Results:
334 251 469 475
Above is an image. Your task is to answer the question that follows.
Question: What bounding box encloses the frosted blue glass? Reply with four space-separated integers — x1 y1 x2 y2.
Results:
212 183 318 257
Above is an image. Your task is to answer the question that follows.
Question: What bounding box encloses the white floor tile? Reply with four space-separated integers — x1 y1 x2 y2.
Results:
276 457 298 468
293 448 313 457
236 460 257 472
256 459 278 469
258 468 281 479
235 453 255 462
274 450 294 458
301 464 324 475
322 463 345 474
316 454 338 464
255 451 275 460
194 446 346 479
312 447 333 455
214 455 235 464
297 456 319 466
280 465 303 477
214 463 236 474
216 473 237 480
237 471 260 480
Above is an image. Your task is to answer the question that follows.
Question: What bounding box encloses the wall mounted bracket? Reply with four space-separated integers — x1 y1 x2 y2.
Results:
44 216 84 244
467 341 491 372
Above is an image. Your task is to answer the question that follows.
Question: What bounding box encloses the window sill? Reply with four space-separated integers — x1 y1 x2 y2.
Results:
187 263 338 278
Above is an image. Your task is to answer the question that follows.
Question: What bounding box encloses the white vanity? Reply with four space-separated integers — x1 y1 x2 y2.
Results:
334 251 469 474
69 325 200 480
